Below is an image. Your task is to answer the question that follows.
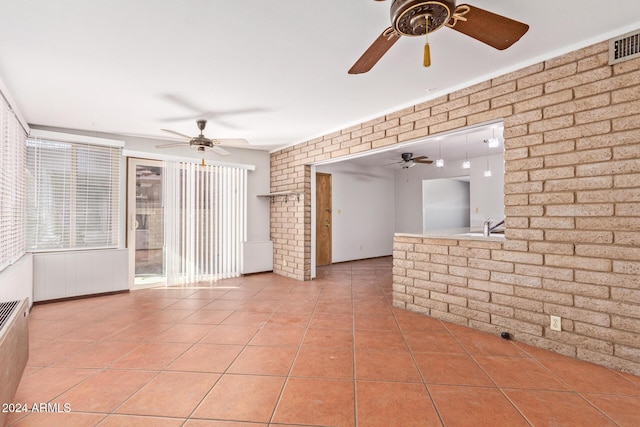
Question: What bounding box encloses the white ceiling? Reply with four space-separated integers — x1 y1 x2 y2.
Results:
1 0 639 152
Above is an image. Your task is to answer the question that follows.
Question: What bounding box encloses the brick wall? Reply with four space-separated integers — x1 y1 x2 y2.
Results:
270 40 640 373
393 233 640 375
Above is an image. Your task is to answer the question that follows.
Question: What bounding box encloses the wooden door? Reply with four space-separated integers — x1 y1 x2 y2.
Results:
316 172 332 266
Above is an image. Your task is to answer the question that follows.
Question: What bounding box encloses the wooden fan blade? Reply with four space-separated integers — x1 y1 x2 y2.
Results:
161 129 192 139
414 157 433 164
156 142 190 149
448 4 529 50
210 146 231 156
349 27 400 74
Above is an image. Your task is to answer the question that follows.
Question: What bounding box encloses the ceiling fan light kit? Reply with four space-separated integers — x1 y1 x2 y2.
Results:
423 19 431 67
349 0 529 74
392 0 456 68
392 0 456 37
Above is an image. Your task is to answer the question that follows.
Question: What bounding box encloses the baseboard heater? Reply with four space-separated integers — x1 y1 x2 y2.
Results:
0 299 29 426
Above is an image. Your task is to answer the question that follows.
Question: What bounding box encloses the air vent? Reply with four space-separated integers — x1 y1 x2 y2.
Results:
0 298 29 427
0 300 19 330
609 30 640 65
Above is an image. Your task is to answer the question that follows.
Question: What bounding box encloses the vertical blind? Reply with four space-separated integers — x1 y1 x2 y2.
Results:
0 94 26 272
25 138 121 251
164 161 247 285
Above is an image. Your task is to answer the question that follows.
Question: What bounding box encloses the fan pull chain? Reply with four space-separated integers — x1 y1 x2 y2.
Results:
423 16 431 67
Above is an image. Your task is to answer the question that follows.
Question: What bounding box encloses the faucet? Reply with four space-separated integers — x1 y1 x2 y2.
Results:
483 218 505 237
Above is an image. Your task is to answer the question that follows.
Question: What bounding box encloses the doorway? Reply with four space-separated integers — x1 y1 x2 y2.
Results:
127 158 165 288
316 172 332 266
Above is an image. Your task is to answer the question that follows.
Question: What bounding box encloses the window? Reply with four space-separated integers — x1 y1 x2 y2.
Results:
25 138 121 251
0 93 26 271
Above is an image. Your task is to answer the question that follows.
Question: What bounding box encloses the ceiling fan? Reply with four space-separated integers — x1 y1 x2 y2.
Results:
387 152 433 168
156 119 249 157
349 0 529 74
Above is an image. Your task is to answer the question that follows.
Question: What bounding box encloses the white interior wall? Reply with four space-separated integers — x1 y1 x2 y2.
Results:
469 153 505 229
422 179 470 231
394 161 470 234
394 153 504 234
316 163 395 263
0 255 33 306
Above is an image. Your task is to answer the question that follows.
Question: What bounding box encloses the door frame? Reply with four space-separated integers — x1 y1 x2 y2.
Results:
126 157 165 289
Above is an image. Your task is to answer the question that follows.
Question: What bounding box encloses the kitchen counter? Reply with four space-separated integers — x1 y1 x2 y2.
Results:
396 228 506 241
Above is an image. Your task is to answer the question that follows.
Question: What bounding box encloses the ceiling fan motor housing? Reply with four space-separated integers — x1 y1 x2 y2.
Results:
391 0 457 36
190 136 213 149
190 119 214 149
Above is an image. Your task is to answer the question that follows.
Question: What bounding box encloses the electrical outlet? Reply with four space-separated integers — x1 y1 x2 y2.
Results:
550 315 562 332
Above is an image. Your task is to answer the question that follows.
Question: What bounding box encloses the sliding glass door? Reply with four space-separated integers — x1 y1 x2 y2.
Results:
127 158 247 288
127 158 165 288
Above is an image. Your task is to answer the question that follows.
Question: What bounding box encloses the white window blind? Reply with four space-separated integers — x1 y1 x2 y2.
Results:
164 161 246 285
0 94 26 272
25 138 121 251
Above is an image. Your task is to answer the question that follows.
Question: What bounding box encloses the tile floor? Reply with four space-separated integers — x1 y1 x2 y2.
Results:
7 257 640 426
